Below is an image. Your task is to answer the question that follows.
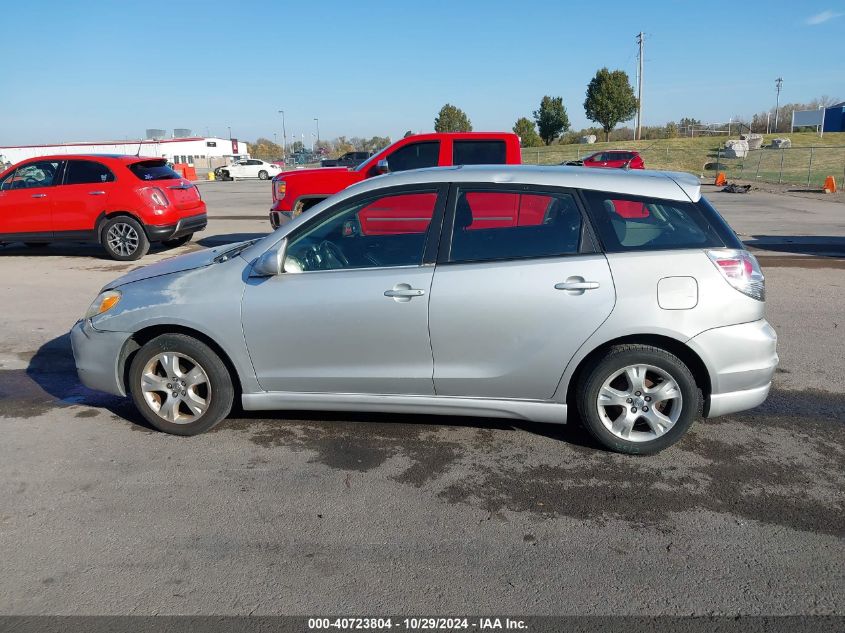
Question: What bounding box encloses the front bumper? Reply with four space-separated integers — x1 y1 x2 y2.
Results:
70 319 133 397
269 209 292 229
146 213 208 242
687 319 779 418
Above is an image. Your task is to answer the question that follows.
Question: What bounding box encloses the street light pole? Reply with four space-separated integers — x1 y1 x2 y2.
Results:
228 126 232 140
774 77 783 133
314 117 320 149
278 110 287 164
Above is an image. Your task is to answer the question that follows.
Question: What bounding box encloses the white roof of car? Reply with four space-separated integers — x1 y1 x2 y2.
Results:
351 164 702 203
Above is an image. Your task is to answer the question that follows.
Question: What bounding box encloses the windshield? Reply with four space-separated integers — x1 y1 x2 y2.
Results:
354 143 393 172
128 160 183 181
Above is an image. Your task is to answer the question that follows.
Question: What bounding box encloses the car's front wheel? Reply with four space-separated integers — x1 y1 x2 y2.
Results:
128 334 234 436
101 216 150 261
576 344 699 454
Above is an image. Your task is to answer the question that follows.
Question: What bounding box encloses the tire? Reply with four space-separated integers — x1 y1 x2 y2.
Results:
128 333 234 436
258 170 269 180
100 216 149 261
162 233 193 248
221 170 231 181
576 344 700 455
24 242 49 247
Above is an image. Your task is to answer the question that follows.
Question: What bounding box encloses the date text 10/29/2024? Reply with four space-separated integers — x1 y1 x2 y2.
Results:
308 618 528 630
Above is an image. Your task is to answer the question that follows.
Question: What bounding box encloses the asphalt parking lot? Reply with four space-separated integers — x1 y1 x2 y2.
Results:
0 180 843 616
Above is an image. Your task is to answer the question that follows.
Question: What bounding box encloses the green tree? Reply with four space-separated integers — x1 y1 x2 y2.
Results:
512 117 543 147
664 121 679 138
532 96 570 145
583 68 638 141
434 104 472 132
291 140 304 153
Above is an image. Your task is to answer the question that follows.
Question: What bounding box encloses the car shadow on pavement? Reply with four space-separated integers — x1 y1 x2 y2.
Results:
744 235 845 257
197 232 268 248
0 241 183 259
21 332 602 449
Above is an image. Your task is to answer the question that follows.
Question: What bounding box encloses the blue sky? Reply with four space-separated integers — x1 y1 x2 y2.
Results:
1 0 843 145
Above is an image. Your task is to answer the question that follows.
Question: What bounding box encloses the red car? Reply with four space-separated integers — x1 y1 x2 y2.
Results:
0 155 206 260
580 150 644 169
269 132 522 228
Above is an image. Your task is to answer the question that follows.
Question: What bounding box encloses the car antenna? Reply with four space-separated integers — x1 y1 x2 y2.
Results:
135 138 144 157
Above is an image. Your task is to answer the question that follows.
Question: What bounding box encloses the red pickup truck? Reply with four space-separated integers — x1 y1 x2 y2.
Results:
269 132 521 228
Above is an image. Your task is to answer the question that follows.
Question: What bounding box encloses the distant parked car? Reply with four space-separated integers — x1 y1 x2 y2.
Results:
321 151 373 168
0 155 206 260
563 150 644 169
215 159 282 181
72 165 776 454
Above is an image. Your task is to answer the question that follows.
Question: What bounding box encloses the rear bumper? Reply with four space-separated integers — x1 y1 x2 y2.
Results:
146 213 207 241
687 319 779 418
70 319 132 397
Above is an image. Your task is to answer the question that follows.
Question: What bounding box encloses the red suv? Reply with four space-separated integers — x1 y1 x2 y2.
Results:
0 155 207 260
580 150 644 169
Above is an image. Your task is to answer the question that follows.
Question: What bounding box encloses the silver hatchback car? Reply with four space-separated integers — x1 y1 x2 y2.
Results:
71 165 777 454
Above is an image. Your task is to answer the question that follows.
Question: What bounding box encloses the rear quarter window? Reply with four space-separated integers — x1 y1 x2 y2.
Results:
453 140 507 165
582 190 741 252
128 160 182 181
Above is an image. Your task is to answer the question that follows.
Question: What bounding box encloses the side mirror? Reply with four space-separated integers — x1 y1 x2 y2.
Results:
251 239 287 277
375 159 390 175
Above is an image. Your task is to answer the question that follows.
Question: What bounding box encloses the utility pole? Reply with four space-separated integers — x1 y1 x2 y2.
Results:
278 110 287 164
635 32 644 141
314 117 320 149
774 77 783 133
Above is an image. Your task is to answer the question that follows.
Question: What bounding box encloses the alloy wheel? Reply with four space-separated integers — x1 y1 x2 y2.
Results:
106 222 140 257
140 352 210 424
596 363 683 442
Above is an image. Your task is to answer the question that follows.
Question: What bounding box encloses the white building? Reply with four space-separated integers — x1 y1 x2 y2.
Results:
0 136 250 169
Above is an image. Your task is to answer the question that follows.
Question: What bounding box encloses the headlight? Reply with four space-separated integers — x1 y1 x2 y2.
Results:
84 290 122 319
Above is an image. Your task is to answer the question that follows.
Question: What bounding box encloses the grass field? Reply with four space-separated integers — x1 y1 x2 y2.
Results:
521 132 845 187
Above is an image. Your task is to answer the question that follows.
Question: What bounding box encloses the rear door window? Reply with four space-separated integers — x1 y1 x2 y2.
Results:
448 188 583 263
128 160 182 181
453 140 507 165
582 190 733 252
64 160 115 185
386 141 440 172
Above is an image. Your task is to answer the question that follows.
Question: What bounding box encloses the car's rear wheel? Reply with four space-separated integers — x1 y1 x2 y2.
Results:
129 333 234 436
258 170 269 180
162 233 193 248
100 216 149 261
576 344 699 455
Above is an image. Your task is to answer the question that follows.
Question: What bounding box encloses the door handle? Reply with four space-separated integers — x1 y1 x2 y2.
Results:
31 193 47 198
88 190 106 196
384 283 426 302
384 288 425 297
555 281 600 291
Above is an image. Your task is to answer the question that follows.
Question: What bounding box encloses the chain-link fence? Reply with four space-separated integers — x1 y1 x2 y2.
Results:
521 144 845 188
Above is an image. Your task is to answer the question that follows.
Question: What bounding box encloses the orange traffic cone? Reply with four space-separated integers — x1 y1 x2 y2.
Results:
715 172 727 186
823 176 837 193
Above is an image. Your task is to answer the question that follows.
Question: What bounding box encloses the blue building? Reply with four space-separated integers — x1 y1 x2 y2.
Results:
823 102 845 133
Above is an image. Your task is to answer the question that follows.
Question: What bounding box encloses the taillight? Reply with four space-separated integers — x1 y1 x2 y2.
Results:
706 249 765 301
274 180 286 201
139 186 170 208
